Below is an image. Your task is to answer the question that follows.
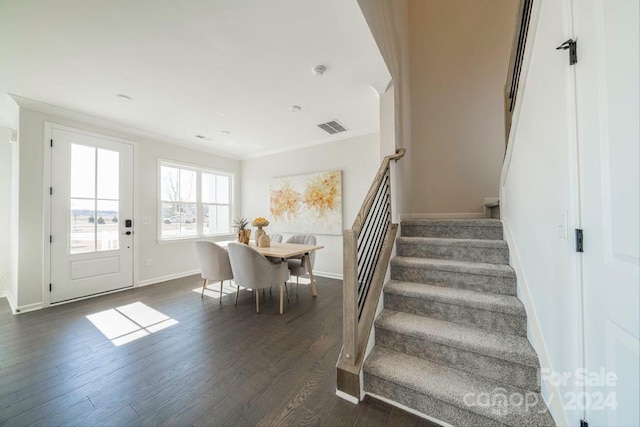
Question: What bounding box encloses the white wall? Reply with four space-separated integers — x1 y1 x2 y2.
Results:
408 0 516 214
500 0 581 424
241 133 380 277
13 105 240 310
0 128 12 297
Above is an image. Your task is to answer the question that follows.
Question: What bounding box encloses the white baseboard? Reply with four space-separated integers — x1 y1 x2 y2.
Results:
312 270 343 280
13 301 44 314
365 392 452 427
137 269 200 287
3 290 17 314
502 220 569 427
399 212 488 220
335 389 359 404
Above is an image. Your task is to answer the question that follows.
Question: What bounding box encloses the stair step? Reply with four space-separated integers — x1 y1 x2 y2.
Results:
396 237 509 264
384 280 527 336
364 347 555 427
401 219 503 240
390 256 517 296
375 310 540 391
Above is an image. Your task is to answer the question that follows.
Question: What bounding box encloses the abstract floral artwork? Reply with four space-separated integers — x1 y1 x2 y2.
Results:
270 170 342 235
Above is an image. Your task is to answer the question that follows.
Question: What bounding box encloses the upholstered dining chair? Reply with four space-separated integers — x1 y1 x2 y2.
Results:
269 233 283 243
285 234 317 296
195 241 234 303
227 242 289 313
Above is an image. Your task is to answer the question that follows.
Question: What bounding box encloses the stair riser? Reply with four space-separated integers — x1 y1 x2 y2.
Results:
401 225 503 240
384 293 527 337
397 243 509 265
376 328 540 391
365 375 502 427
390 265 516 296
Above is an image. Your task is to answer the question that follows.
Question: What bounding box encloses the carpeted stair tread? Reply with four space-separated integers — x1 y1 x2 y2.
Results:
376 310 538 367
401 218 503 227
384 280 525 316
364 347 554 426
391 257 515 278
396 236 508 248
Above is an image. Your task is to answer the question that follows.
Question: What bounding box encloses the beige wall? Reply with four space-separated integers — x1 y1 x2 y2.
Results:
409 0 516 213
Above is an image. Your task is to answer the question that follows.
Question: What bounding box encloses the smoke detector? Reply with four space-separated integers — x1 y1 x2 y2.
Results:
311 65 327 77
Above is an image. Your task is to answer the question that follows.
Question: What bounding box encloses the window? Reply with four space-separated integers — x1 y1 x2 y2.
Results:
159 160 233 240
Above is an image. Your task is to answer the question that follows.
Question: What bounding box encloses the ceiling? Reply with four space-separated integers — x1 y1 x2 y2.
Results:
0 0 390 159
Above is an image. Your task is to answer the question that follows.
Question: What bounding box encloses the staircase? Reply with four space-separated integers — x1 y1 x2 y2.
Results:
362 219 555 426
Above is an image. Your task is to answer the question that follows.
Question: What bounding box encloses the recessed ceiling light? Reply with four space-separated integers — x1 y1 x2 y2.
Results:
311 65 327 77
115 93 133 102
289 105 302 112
221 130 231 136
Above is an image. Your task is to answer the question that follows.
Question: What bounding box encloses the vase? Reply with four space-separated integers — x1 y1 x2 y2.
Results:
254 226 265 246
243 229 251 244
258 233 270 248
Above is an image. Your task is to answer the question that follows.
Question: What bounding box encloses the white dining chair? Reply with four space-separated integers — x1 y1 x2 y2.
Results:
269 233 283 243
227 242 289 313
195 241 235 303
285 234 317 297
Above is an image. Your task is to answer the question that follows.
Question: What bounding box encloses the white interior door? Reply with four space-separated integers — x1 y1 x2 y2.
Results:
50 128 134 303
574 1 639 425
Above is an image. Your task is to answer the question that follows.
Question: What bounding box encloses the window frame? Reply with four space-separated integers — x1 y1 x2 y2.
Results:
157 159 234 242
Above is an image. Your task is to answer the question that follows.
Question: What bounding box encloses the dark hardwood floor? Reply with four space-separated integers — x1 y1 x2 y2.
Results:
0 275 435 426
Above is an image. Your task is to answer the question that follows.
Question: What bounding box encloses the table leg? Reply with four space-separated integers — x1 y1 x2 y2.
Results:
280 259 286 314
305 254 317 297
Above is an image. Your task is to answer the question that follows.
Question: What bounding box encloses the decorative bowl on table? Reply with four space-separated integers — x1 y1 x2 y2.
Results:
252 217 269 246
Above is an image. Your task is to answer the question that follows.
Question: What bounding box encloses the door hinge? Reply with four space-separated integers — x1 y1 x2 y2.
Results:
580 419 588 427
50 139 53 147
556 39 577 65
49 235 52 243
49 283 52 292
576 229 584 252
49 187 53 195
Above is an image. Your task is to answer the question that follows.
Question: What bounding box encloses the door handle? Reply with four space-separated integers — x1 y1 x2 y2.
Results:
122 231 132 236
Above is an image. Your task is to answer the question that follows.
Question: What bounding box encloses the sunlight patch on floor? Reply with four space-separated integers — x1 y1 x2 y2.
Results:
194 280 240 299
86 302 178 346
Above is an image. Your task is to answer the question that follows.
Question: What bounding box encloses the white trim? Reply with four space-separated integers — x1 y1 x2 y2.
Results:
365 392 452 427
11 95 242 160
4 289 17 313
137 269 200 287
312 270 343 280
43 122 139 308
335 389 360 405
13 301 44 314
501 220 570 427
399 212 488 220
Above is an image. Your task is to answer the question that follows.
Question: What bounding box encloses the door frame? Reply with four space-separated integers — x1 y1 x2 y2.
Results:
43 122 139 307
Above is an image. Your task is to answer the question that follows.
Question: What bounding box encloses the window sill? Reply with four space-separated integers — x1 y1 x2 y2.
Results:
157 233 235 245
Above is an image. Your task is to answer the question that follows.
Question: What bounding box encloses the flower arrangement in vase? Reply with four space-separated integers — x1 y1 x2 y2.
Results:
233 217 251 244
251 217 269 246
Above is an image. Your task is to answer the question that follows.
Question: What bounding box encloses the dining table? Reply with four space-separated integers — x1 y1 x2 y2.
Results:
253 242 324 314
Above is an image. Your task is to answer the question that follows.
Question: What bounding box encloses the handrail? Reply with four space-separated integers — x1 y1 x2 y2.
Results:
336 148 406 400
504 0 533 143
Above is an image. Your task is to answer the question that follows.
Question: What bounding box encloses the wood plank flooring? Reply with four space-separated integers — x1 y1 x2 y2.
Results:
0 275 436 426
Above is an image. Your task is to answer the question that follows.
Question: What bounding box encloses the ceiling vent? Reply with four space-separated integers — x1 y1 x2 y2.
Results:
317 120 348 135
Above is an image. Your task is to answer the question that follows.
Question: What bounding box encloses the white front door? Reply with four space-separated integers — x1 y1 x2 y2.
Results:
574 1 639 425
50 128 134 303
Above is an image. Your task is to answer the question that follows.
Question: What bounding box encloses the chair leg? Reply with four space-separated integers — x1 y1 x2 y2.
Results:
219 280 224 304
235 284 240 305
201 278 208 298
296 276 299 298
284 282 289 302
255 289 260 313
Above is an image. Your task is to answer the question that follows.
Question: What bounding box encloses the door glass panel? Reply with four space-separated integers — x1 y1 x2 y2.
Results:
216 175 229 204
97 148 119 200
70 198 96 253
70 144 96 199
97 200 119 251
202 173 216 203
